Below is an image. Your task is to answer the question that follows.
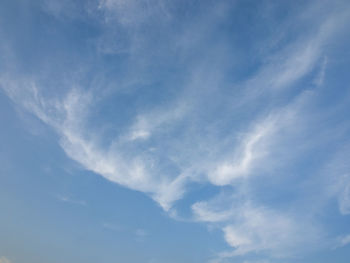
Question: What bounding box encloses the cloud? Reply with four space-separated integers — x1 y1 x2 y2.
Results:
204 88 313 188
125 101 188 141
207 117 275 186
56 194 87 206
338 179 350 215
269 40 321 90
102 222 123 232
55 91 191 211
95 0 171 55
323 147 350 215
0 257 11 263
98 0 170 25
337 234 350 248
135 228 148 237
190 90 343 260
1 1 350 262
192 201 233 223
221 204 319 256
313 56 328 87
0 79 188 211
194 198 323 261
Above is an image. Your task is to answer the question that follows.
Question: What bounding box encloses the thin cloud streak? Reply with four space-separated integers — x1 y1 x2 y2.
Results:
56 194 87 206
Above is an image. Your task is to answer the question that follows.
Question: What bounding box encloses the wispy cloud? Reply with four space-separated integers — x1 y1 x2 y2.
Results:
193 190 323 255
195 198 323 263
135 228 148 242
1 0 350 262
323 146 350 215
56 194 87 206
313 56 328 87
207 117 275 186
125 101 188 141
221 204 321 257
102 222 123 232
336 234 350 248
338 177 350 215
0 80 188 210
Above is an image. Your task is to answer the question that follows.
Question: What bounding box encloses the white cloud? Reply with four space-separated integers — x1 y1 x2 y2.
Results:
313 56 328 87
337 234 350 247
205 89 312 187
194 199 322 259
135 228 148 237
270 40 321 90
0 7 342 252
98 0 170 26
324 149 350 216
238 7 350 105
1 1 350 262
102 222 123 232
338 178 350 215
0 79 188 211
135 228 148 242
95 0 171 55
221 205 309 256
56 194 87 206
125 101 188 141
207 118 275 186
192 201 233 223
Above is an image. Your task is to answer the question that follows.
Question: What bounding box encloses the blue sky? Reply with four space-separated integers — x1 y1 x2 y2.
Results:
1 0 350 262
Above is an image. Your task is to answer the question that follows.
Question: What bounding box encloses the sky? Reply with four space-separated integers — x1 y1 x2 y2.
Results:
1 0 350 262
